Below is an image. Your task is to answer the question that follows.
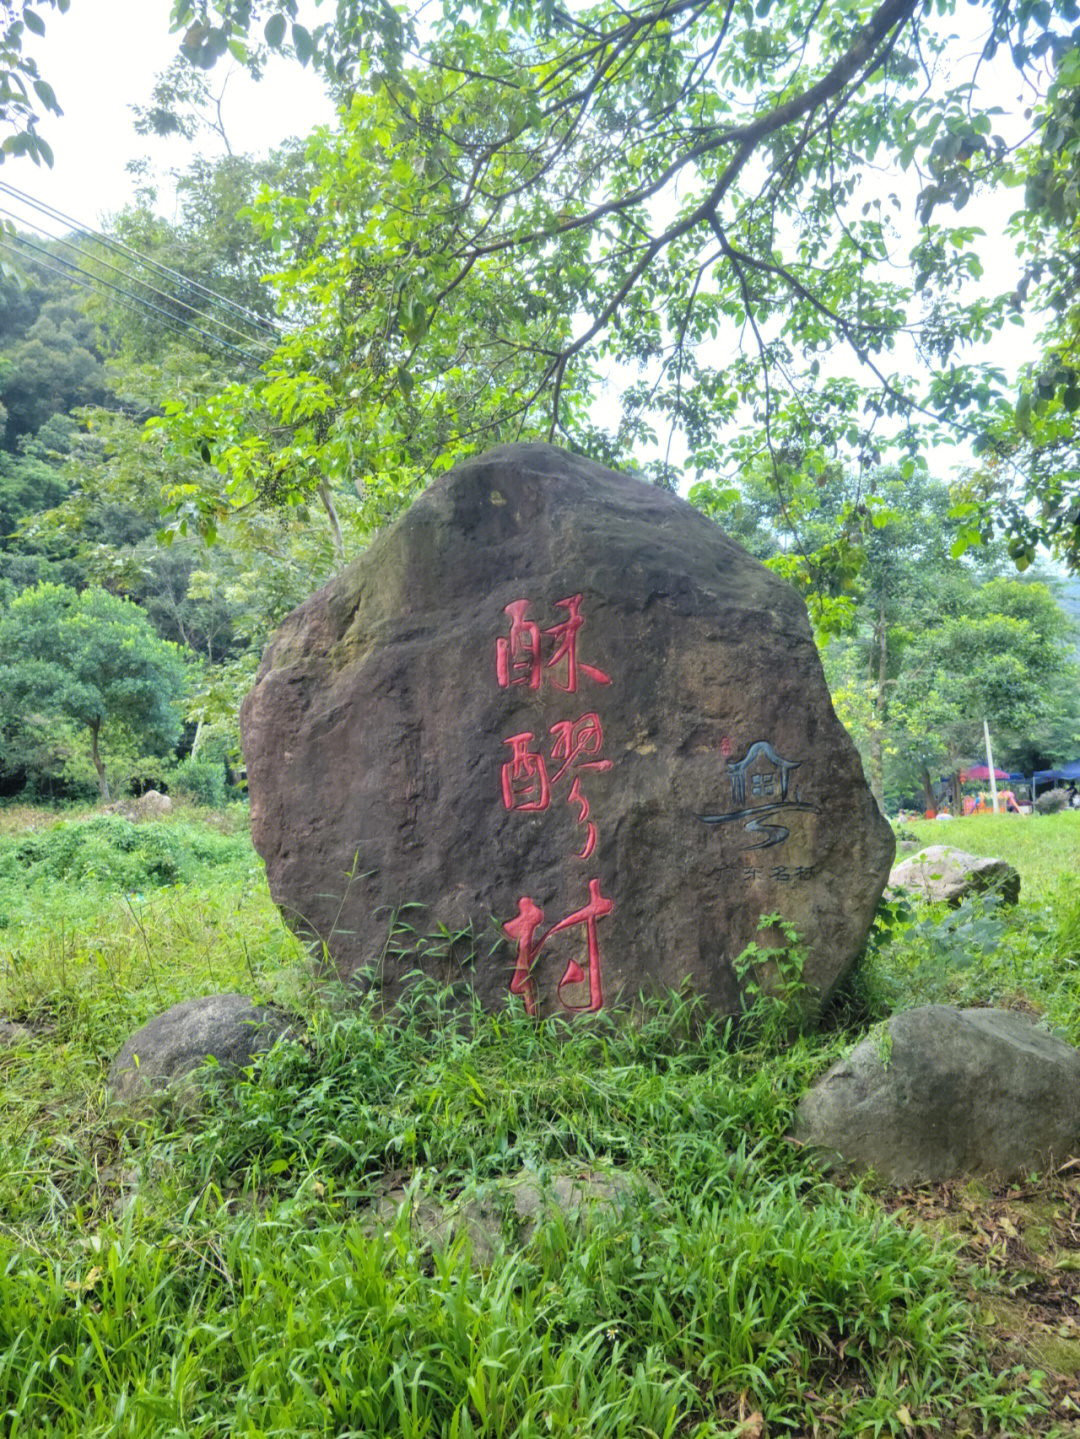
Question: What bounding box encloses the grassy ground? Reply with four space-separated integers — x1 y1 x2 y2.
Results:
1 804 1079 1436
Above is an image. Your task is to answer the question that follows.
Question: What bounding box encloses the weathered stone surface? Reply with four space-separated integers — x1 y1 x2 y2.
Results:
368 1167 657 1265
103 789 173 823
0 1020 36 1048
241 442 894 1019
795 1006 1080 1183
888 845 1020 906
108 993 297 1102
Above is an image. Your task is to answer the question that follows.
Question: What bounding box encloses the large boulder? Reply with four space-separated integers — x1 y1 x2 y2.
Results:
241 442 894 1019
795 1006 1080 1183
888 845 1020 906
108 993 297 1103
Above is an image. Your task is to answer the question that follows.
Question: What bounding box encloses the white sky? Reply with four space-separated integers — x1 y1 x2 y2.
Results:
5 0 1048 490
11 0 334 230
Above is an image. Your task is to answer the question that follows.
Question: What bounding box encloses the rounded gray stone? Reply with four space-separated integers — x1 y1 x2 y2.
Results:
795 1005 1080 1183
887 845 1020 906
367 1167 658 1265
108 992 297 1103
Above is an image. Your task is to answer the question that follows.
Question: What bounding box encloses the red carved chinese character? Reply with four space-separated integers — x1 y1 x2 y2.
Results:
545 595 611 692
495 600 543 689
503 879 613 1016
501 714 613 851
548 712 611 784
549 712 612 856
500 732 551 811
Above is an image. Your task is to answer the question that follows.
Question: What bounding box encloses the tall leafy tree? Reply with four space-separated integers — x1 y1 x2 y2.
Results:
0 583 189 799
148 0 1080 572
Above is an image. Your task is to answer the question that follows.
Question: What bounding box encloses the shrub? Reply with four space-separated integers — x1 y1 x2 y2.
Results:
0 815 251 892
1035 786 1071 814
172 754 227 807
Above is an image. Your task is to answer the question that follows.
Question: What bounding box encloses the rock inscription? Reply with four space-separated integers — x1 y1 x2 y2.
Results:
241 442 894 1019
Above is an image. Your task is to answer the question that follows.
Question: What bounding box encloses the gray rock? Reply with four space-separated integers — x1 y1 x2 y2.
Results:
108 993 298 1103
242 441 893 1022
0 1020 36 1048
795 1005 1080 1183
887 845 1020 905
368 1167 657 1265
103 790 173 823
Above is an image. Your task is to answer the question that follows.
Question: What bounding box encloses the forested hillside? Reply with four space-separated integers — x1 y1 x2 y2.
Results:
0 152 351 799
3 0 1080 807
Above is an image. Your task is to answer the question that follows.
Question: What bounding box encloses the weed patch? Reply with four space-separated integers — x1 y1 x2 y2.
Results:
1 806 1078 1434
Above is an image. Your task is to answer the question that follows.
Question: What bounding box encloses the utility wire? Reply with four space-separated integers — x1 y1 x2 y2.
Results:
0 234 230 361
0 180 282 338
0 231 267 369
0 204 277 357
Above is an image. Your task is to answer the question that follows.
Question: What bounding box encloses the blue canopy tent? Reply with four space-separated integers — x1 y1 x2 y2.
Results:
1032 760 1080 796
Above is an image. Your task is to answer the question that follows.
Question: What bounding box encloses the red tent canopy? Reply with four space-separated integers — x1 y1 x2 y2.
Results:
960 764 1010 782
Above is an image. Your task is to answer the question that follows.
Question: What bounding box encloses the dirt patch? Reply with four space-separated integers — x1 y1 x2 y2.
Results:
884 1164 1080 1427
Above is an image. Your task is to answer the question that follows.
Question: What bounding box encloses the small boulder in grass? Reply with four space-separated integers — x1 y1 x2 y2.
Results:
887 844 1020 906
795 1005 1080 1184
108 993 299 1105
0 1020 36 1048
103 789 173 823
368 1166 658 1266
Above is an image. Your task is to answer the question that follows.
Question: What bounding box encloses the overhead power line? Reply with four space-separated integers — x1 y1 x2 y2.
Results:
0 180 281 339
0 182 289 372
0 230 269 370
0 206 276 361
0 237 269 374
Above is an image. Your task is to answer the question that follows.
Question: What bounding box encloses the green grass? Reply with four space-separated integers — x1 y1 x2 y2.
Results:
902 811 1080 894
877 811 1080 1042
1 804 1077 1436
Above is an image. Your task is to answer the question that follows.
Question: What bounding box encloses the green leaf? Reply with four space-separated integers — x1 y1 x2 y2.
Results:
22 8 46 36
32 78 59 113
264 13 286 47
292 22 313 65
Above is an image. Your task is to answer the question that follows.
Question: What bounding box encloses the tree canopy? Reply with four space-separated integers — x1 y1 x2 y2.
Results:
143 0 1080 573
0 582 189 799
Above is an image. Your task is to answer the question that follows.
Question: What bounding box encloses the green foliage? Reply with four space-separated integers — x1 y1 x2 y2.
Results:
0 296 107 448
171 751 227 806
732 910 812 1044
1 807 1078 1435
0 583 189 799
0 0 66 169
0 813 248 896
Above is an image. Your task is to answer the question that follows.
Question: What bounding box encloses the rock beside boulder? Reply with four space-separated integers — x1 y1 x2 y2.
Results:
795 1005 1080 1183
103 790 173 823
368 1167 657 1265
108 993 298 1103
888 845 1020 905
0 1020 36 1048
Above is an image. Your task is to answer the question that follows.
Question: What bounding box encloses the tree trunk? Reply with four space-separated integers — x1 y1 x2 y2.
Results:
869 590 887 812
191 716 205 759
318 480 345 564
921 767 936 815
89 718 110 801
